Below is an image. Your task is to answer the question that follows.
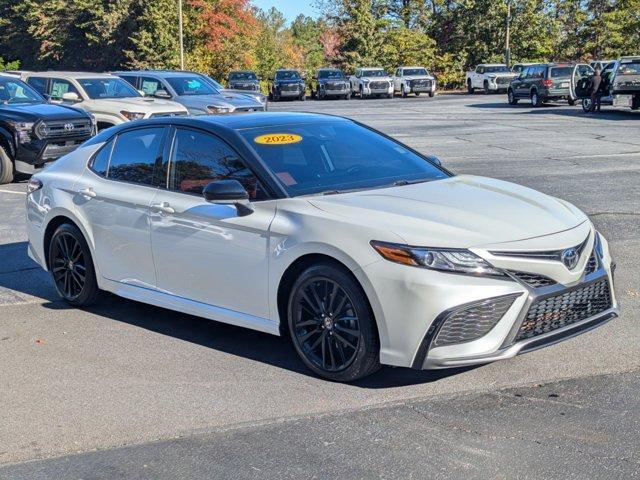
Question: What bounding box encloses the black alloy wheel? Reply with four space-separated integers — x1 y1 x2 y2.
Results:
49 223 100 306
288 262 380 382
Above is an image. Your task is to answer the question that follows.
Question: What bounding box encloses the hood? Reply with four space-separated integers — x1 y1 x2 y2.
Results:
90 97 186 113
0 102 90 121
307 175 587 248
362 76 392 82
319 78 348 84
223 89 267 103
178 92 263 109
403 75 435 81
488 72 518 78
275 78 304 85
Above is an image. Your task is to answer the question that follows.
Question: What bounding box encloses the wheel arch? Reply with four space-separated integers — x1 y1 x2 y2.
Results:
42 211 96 274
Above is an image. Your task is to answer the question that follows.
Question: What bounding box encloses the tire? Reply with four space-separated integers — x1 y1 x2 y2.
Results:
311 89 317 100
428 91 435 98
415 92 421 97
300 93 306 101
508 89 518 105
344 93 350 100
386 93 392 99
530 90 542 107
582 98 592 112
287 262 381 382
48 223 101 307
483 81 490 95
467 80 474 94
402 85 408 98
0 146 14 185
359 86 366 99
568 98 576 106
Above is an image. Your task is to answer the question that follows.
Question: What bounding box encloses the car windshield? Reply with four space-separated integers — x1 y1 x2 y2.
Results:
275 71 301 80
403 68 428 76
240 121 449 197
618 61 640 75
78 78 140 99
550 67 573 78
361 70 387 77
0 77 44 104
230 72 257 81
318 70 344 79
198 75 224 92
484 66 510 73
166 76 217 95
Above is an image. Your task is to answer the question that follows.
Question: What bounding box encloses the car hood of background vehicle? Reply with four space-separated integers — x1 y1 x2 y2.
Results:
0 102 89 121
402 75 435 81
307 175 587 248
362 76 392 82
93 97 185 112
275 79 304 85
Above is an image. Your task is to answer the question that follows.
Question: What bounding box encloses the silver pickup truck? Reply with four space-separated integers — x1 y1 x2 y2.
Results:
574 56 640 112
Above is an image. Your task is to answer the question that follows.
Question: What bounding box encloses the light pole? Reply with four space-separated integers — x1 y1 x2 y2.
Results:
505 0 512 66
178 0 185 70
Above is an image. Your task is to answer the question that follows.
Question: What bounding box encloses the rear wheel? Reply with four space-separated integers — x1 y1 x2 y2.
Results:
359 86 366 99
48 223 101 306
467 80 474 94
530 90 543 107
429 91 435 98
508 89 518 105
287 262 380 382
483 81 490 95
0 146 14 185
415 92 421 97
582 98 592 112
568 98 576 106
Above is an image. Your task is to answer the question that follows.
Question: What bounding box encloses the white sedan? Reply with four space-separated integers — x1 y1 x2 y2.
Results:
25 113 618 382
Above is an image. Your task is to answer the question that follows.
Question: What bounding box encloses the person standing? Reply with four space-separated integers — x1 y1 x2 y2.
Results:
590 67 602 113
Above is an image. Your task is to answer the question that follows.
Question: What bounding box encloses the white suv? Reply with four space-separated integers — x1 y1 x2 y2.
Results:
21 72 188 130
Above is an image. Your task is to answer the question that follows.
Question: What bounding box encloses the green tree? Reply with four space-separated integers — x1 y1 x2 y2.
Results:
291 15 328 77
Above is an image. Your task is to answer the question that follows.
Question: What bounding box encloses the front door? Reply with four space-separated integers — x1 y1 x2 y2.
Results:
73 126 167 288
149 127 275 320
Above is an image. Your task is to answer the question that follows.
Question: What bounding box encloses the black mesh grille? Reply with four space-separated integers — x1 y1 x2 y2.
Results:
36 119 92 139
508 271 557 288
433 294 521 348
516 278 612 341
369 81 389 90
280 83 299 91
585 250 598 275
496 76 512 85
410 79 432 88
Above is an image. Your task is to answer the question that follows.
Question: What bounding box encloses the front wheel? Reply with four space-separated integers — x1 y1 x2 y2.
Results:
48 223 101 306
0 146 14 185
429 91 435 98
467 80 474 94
483 81 490 95
531 90 542 107
508 89 518 105
582 98 592 112
568 98 576 106
287 262 381 382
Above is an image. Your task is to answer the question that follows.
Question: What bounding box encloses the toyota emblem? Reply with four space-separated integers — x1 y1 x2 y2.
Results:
63 123 75 131
561 248 579 270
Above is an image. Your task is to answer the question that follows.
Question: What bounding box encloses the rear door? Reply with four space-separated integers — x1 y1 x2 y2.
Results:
570 64 594 99
73 126 167 288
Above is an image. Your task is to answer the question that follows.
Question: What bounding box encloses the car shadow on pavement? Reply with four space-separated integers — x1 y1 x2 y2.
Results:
523 108 639 120
1 240 475 388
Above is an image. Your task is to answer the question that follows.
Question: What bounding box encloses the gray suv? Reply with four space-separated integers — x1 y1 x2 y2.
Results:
227 71 260 92
114 70 265 115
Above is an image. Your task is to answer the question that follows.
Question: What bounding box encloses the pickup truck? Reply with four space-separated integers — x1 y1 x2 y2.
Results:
349 68 394 99
575 56 640 112
0 75 94 184
392 66 436 97
466 64 517 94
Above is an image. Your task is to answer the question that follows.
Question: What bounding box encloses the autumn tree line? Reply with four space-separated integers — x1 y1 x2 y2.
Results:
0 0 638 88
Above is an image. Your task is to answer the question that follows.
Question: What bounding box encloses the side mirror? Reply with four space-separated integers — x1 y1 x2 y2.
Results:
202 179 253 216
62 92 80 102
154 89 171 99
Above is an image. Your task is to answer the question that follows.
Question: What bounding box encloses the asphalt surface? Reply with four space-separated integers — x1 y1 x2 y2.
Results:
0 93 639 477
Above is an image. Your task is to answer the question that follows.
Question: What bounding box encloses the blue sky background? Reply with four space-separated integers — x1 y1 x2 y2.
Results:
252 0 320 22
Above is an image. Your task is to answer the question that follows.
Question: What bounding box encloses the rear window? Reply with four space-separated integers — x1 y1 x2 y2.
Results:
618 62 640 75
550 67 573 78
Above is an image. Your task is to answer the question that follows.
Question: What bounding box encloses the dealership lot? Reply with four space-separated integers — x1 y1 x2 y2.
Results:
1 94 639 476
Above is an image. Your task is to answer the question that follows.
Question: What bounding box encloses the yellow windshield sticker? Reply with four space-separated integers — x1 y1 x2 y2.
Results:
254 133 302 145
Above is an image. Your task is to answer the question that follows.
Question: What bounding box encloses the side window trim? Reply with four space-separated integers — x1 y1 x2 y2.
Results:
166 126 269 200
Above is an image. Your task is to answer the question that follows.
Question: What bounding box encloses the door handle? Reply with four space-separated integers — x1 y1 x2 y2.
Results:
150 202 175 215
78 188 96 198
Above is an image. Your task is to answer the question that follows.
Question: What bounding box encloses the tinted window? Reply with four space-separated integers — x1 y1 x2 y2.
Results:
275 71 301 80
361 70 387 77
0 78 44 104
240 121 449 197
119 76 138 88
50 79 80 100
165 76 217 96
26 77 48 95
550 67 573 78
140 77 165 96
108 127 164 185
169 128 266 200
618 61 640 75
229 72 257 81
91 139 114 176
484 65 510 73
318 70 344 79
403 68 428 76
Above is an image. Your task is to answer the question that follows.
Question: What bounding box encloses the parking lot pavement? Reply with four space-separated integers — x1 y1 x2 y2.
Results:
0 94 638 472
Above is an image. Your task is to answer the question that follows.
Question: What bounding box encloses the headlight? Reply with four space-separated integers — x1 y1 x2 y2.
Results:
207 105 233 114
9 121 35 143
120 111 145 121
370 241 504 276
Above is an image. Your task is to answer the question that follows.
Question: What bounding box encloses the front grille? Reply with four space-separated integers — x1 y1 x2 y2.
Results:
508 271 557 288
516 278 612 341
149 112 187 118
496 77 512 85
410 79 432 88
233 83 256 90
280 84 299 92
325 82 347 91
235 106 264 112
433 294 521 348
369 81 389 90
36 119 92 139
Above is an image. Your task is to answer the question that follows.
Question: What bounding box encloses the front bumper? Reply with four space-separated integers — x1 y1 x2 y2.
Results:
356 229 618 369
363 83 394 95
14 136 90 173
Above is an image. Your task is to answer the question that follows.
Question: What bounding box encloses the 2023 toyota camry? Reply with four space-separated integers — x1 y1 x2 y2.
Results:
25 113 618 382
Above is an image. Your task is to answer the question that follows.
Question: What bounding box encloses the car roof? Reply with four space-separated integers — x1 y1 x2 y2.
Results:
112 70 202 78
22 71 116 79
229 70 256 73
318 67 342 71
360 67 384 70
399 66 426 69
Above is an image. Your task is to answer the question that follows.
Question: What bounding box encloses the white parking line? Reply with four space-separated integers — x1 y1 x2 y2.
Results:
0 189 26 195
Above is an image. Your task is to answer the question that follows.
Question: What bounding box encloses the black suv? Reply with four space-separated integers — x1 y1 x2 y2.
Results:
508 63 587 107
269 69 306 101
227 71 260 92
310 68 350 100
0 75 94 184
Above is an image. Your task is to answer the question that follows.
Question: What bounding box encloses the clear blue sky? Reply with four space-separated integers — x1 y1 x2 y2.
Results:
251 0 319 22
